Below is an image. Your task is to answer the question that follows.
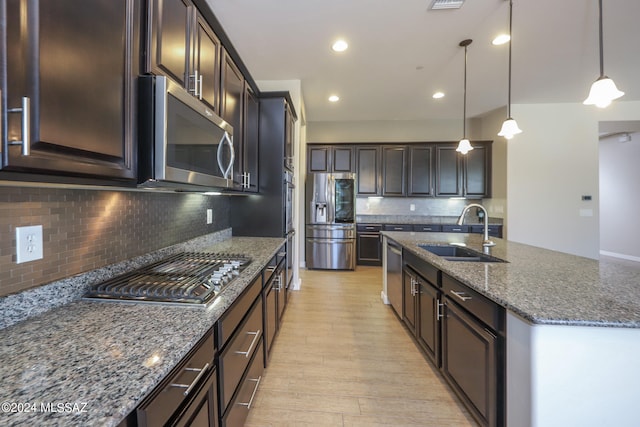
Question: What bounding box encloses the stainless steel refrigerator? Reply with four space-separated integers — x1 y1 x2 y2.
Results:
305 172 356 270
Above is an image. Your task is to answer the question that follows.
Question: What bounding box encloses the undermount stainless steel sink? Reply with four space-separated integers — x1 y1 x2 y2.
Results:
418 244 507 263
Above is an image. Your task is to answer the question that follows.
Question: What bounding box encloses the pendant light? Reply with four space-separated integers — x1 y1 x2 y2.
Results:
456 39 473 155
583 0 624 108
497 0 522 139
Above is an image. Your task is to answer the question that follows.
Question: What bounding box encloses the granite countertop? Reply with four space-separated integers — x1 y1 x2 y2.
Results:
382 231 640 328
357 214 503 225
0 236 285 427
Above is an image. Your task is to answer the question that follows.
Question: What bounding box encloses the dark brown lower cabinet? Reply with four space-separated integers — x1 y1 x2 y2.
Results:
402 266 418 336
173 368 218 427
443 300 498 427
356 224 382 266
222 341 264 427
417 279 440 366
442 274 505 427
398 252 505 427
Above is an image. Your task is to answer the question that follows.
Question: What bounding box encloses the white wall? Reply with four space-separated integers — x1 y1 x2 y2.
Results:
599 131 640 260
506 101 640 259
307 118 481 143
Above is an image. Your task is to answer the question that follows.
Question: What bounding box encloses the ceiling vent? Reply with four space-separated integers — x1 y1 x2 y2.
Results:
429 0 465 10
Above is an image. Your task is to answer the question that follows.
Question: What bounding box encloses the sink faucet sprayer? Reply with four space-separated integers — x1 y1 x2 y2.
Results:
456 203 495 252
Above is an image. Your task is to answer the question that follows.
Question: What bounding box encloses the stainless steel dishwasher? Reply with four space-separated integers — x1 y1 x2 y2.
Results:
386 239 403 316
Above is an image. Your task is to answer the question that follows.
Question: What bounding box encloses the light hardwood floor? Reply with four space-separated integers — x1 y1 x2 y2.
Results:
245 266 478 427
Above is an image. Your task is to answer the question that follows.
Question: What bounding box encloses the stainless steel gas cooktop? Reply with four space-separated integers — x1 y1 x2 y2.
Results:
84 252 251 307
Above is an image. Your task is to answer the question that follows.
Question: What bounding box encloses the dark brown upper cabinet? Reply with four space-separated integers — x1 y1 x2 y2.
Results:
435 142 491 198
1 0 141 182
307 145 354 173
147 0 221 112
242 85 259 192
408 145 434 197
382 146 407 196
435 144 463 197
355 146 381 196
464 143 492 198
220 50 245 189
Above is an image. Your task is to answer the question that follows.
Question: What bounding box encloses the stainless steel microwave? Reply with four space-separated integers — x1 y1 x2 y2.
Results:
138 75 234 190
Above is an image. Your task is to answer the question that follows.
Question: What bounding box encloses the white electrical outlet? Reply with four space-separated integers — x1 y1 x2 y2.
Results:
410 204 415 211
206 209 213 224
16 225 44 264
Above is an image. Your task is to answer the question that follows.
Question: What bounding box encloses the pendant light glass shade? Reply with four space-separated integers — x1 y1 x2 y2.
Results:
456 39 474 155
498 118 522 139
583 76 624 108
584 0 623 108
456 139 473 154
498 0 522 139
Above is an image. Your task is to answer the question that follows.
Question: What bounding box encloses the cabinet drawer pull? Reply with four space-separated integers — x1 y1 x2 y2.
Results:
235 330 261 358
170 362 210 397
450 290 472 302
237 376 262 409
437 300 444 320
365 226 375 230
393 227 403 230
7 96 31 156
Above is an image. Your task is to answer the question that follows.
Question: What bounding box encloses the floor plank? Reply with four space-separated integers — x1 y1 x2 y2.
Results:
245 266 478 427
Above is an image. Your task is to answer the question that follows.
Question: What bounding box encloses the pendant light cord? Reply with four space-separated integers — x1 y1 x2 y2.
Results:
598 0 604 77
507 0 513 117
463 43 468 138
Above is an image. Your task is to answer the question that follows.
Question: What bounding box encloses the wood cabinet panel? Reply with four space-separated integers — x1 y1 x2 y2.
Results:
382 146 406 196
355 146 380 195
2 0 140 181
220 51 245 188
408 145 434 196
435 145 463 197
333 147 354 172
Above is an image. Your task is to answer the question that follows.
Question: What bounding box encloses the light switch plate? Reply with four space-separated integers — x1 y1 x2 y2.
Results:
16 225 43 264
206 209 213 224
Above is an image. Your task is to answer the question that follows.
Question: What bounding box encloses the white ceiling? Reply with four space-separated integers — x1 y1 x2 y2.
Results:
207 0 640 123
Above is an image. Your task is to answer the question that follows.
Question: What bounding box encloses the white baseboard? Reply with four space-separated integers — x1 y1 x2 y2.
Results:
380 291 390 305
600 250 640 263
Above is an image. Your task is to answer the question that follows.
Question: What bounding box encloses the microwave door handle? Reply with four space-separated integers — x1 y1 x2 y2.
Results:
217 131 234 179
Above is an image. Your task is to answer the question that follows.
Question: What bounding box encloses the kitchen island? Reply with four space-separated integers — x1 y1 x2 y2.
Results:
382 231 640 427
0 234 284 427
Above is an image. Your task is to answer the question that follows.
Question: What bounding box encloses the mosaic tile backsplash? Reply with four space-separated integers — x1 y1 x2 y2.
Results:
0 187 230 297
356 196 479 217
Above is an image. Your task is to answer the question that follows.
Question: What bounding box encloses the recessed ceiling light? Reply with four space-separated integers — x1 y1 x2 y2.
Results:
432 92 445 99
332 40 348 52
492 34 510 45
328 95 340 102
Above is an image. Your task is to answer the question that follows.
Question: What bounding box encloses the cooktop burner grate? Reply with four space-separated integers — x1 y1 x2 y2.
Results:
85 252 251 306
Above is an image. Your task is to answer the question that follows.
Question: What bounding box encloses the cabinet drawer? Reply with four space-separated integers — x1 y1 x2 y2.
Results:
357 223 382 232
219 298 263 412
441 225 469 233
413 224 442 232
383 224 413 232
137 333 215 427
218 275 262 347
222 340 265 427
403 250 439 286
442 274 504 332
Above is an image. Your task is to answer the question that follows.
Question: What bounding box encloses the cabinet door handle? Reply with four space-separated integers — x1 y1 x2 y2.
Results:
170 362 210 397
437 300 444 320
7 96 31 156
450 290 472 302
235 330 261 358
198 73 203 100
237 376 262 409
